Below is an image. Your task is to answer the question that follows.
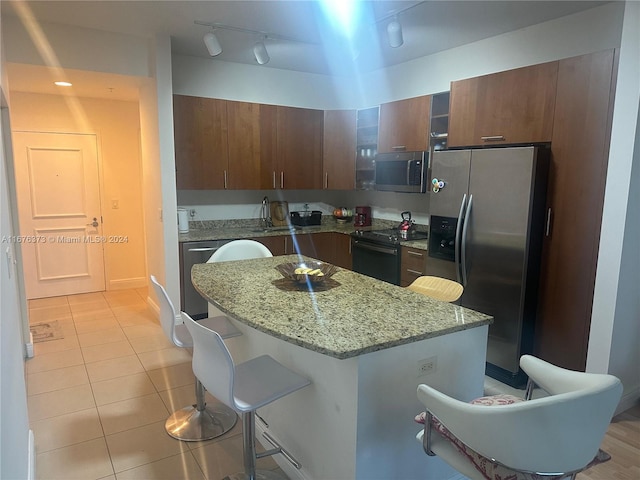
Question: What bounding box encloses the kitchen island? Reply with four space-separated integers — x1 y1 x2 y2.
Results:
192 255 492 480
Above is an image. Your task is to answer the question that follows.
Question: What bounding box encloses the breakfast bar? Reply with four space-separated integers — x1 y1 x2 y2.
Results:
192 255 492 480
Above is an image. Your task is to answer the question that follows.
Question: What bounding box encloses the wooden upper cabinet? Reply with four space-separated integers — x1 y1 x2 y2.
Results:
226 100 260 189
534 49 616 371
448 62 559 147
323 110 356 190
173 95 229 189
276 106 323 190
378 95 431 153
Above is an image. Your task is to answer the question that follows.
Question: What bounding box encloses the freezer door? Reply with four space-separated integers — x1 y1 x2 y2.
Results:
429 150 472 218
461 146 537 375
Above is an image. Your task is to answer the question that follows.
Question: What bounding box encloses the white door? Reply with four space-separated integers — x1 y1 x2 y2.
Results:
13 132 105 299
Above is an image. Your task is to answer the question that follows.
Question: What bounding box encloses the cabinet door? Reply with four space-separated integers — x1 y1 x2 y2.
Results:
400 246 427 287
251 236 286 256
226 101 267 189
333 233 352 270
173 95 228 189
291 232 334 262
378 96 431 153
534 50 616 371
276 106 323 189
448 62 558 147
323 110 356 190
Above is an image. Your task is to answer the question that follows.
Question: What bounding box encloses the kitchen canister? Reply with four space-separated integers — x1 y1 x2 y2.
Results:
177 208 189 233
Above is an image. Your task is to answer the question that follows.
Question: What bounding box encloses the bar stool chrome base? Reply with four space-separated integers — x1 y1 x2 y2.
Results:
223 470 287 480
165 402 237 441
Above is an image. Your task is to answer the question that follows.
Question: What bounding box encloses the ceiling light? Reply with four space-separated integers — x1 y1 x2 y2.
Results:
54 81 72 87
253 40 270 65
387 19 404 48
203 31 222 56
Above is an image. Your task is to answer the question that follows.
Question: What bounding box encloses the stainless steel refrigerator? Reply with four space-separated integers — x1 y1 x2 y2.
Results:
426 146 549 387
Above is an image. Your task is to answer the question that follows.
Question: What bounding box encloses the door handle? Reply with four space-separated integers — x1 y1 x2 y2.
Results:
87 217 99 227
460 194 473 287
454 194 467 284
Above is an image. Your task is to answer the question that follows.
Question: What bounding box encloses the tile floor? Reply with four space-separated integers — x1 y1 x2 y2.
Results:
26 288 283 480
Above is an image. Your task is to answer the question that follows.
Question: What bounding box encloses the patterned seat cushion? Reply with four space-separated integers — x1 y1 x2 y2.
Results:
415 394 610 480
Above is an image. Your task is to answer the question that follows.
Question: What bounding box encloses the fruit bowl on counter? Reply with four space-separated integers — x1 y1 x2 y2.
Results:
275 261 337 285
333 207 353 224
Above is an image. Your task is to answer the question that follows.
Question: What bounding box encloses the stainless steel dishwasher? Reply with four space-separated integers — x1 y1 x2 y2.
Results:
180 240 230 319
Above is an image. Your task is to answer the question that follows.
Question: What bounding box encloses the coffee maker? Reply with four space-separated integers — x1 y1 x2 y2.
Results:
354 206 372 227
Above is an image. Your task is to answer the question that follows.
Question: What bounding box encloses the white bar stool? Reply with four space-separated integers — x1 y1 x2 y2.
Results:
150 275 241 441
183 311 311 480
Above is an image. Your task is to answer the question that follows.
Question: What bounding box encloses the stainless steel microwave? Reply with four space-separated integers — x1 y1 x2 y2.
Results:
374 151 428 193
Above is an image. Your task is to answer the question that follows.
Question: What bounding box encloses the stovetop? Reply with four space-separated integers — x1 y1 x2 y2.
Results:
351 228 428 245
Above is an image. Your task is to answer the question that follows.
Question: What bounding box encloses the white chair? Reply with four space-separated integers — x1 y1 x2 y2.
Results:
150 275 241 441
416 354 623 480
207 239 273 263
183 312 311 480
406 275 463 302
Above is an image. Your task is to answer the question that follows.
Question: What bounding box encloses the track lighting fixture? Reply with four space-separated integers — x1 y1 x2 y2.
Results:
386 18 404 48
203 31 222 56
253 39 270 65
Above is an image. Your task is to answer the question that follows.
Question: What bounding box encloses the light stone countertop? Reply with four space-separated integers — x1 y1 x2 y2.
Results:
180 219 429 251
192 255 492 359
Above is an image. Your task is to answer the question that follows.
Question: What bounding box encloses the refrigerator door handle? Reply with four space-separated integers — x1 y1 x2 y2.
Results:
461 194 473 287
454 194 467 284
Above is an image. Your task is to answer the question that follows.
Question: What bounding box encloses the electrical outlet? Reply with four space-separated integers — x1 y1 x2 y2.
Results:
189 209 196 217
417 356 437 376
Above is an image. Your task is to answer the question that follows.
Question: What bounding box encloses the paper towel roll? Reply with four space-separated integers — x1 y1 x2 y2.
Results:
177 208 189 233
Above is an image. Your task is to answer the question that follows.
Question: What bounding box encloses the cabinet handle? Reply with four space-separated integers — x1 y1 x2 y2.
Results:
280 171 284 189
480 135 506 142
407 268 423 275
392 145 407 151
272 171 276 189
223 170 228 189
545 207 552 237
407 250 424 257
324 172 328 189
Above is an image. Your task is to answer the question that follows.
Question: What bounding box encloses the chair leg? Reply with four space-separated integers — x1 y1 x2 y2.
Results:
223 411 288 480
165 378 238 442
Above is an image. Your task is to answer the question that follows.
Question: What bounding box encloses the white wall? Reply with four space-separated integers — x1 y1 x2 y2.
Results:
588 0 640 409
0 8 32 477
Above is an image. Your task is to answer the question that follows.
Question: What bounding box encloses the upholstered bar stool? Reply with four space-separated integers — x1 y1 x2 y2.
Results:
150 275 241 441
183 312 311 480
407 275 464 302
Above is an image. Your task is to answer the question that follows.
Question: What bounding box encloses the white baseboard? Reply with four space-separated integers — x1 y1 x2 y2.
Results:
108 277 147 290
28 429 35 480
616 386 640 415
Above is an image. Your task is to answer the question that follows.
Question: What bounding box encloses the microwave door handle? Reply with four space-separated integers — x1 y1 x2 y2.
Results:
454 194 467 284
460 194 473 287
406 161 412 185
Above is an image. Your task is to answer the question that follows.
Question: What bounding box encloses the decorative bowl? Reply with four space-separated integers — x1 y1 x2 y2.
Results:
275 261 337 284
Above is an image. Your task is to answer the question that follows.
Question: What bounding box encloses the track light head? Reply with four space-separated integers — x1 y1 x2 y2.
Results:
203 31 222 56
253 41 270 65
387 19 404 48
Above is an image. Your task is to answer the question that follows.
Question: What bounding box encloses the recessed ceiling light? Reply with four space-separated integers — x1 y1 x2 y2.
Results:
54 81 72 87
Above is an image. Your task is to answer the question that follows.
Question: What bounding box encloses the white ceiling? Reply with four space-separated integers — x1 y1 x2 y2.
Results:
2 0 608 100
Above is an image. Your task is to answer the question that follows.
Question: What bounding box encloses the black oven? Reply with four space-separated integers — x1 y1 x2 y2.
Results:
351 229 428 285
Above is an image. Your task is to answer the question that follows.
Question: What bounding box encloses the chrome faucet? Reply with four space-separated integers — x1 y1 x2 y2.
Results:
260 196 272 228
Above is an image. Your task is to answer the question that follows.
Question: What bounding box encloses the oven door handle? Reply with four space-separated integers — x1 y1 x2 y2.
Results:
352 241 398 256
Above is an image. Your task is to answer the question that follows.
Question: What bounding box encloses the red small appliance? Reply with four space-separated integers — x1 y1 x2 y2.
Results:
354 206 372 227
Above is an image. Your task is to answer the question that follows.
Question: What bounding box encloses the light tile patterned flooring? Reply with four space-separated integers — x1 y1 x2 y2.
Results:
26 288 282 480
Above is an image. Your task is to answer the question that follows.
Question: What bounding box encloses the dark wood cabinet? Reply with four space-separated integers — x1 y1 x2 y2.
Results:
448 62 558 147
173 95 228 189
333 233 352 269
251 235 288 256
254 232 351 268
378 95 431 153
400 246 427 287
323 110 356 190
534 49 617 371
275 106 324 189
226 101 276 190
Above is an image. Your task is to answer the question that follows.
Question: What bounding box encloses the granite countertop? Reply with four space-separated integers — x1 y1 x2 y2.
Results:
180 219 429 251
192 255 492 359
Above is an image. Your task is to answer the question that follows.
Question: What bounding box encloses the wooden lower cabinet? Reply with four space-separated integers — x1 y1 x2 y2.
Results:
251 232 352 269
534 49 616 371
400 246 427 287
